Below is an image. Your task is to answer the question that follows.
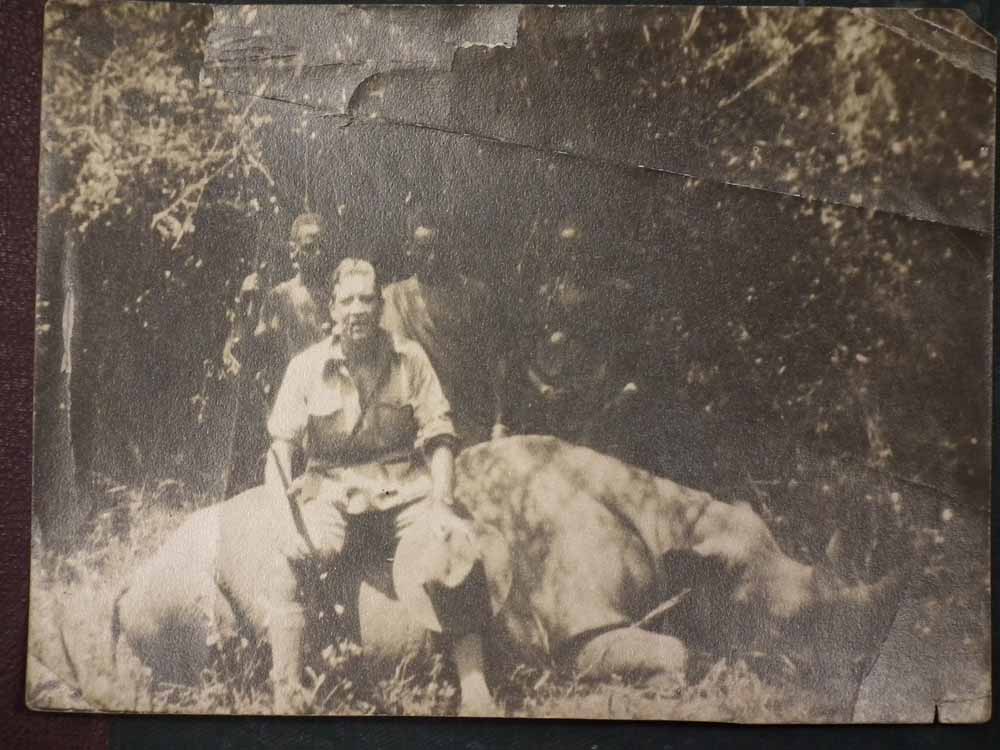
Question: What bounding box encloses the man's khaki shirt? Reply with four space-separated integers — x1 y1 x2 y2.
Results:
267 331 456 513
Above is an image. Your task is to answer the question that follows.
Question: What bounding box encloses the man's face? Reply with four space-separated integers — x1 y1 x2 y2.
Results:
405 224 439 272
291 221 323 266
331 272 380 345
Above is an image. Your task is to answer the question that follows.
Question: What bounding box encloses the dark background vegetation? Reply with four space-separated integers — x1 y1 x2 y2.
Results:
3 0 998 747
32 1 994 553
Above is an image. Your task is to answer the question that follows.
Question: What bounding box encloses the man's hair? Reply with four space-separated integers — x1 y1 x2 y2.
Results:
290 212 325 242
330 258 380 299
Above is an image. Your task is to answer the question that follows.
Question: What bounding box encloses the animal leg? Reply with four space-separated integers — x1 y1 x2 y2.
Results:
575 627 687 689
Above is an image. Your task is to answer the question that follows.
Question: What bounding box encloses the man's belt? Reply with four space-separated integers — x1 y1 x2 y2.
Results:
306 468 432 515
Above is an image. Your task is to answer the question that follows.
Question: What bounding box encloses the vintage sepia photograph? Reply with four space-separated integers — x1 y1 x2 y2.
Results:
28 2 994 723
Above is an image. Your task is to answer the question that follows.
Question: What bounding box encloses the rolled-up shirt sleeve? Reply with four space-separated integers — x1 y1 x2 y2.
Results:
406 343 457 451
267 354 309 447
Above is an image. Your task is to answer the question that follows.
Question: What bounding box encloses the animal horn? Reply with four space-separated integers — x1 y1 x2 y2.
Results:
813 541 912 611
831 566 908 609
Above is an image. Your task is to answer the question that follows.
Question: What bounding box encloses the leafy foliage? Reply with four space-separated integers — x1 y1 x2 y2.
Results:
35 2 277 503
42 0 272 247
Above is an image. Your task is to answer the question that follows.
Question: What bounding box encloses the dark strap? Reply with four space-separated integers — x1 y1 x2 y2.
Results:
269 446 320 559
349 333 394 427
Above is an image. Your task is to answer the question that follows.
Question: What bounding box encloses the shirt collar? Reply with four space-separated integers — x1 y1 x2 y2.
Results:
323 328 395 371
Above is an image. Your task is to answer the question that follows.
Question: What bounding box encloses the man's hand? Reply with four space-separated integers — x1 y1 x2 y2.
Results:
396 495 454 537
397 503 478 590
276 514 314 562
271 474 308 561
266 441 315 561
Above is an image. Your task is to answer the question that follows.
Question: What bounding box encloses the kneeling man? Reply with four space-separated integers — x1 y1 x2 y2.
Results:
264 258 496 715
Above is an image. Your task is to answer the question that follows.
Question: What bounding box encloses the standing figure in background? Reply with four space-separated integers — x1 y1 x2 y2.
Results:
503 276 644 462
222 212 333 495
382 223 511 447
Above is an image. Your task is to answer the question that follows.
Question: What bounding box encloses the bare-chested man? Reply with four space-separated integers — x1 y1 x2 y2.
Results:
222 212 332 495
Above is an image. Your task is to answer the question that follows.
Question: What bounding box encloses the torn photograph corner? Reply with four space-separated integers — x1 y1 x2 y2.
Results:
27 1 994 723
